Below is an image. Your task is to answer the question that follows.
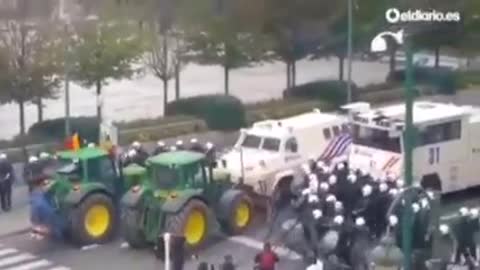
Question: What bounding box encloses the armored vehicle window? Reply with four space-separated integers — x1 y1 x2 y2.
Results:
262 137 281 151
341 124 350 133
352 124 401 153
242 134 262 148
285 138 298 153
323 128 332 140
333 126 340 136
419 120 462 146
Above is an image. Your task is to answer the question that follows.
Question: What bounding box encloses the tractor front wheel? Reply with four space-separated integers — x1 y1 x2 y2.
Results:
165 199 209 250
220 191 254 235
69 193 115 246
123 208 147 249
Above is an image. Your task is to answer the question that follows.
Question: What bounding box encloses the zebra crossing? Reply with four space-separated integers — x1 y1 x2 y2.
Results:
0 244 69 270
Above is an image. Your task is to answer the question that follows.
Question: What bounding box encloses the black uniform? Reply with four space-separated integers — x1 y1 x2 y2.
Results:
0 160 14 211
23 161 44 192
189 143 204 153
454 215 477 262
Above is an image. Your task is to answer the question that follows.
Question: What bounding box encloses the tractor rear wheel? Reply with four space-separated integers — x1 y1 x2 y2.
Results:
123 208 147 249
220 191 254 235
69 193 115 246
165 199 209 250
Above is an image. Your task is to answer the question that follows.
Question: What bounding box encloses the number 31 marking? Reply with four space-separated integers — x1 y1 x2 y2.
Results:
429 147 440 165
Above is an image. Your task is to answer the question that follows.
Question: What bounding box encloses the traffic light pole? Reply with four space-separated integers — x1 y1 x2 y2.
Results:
402 34 415 270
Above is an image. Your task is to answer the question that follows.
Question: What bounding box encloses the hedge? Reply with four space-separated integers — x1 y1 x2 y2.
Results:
283 80 358 108
386 67 457 95
28 117 99 143
165 95 246 130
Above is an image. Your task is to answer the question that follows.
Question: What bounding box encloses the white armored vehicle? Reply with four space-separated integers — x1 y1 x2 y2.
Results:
218 109 351 199
343 101 480 193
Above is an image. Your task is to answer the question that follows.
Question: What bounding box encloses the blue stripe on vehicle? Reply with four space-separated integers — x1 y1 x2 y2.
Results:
324 135 351 160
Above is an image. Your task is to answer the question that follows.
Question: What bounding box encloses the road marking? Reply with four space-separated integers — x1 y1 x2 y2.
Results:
48 267 71 270
227 236 302 260
281 218 301 231
0 254 35 267
3 259 51 270
0 248 18 257
81 244 100 251
120 242 129 249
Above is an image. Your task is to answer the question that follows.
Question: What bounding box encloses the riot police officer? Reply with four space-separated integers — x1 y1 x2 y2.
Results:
131 141 149 163
38 152 55 178
153 141 168 155
323 194 337 218
453 207 476 263
24 156 44 193
469 208 480 259
0 153 14 211
373 183 391 239
204 142 216 165
176 140 185 150
189 138 204 153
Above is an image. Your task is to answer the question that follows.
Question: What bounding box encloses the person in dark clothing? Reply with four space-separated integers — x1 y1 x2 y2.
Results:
0 153 14 211
24 156 45 193
469 208 480 259
131 141 149 163
254 242 279 270
205 142 216 165
220 255 235 270
176 140 185 150
197 262 210 270
372 183 391 239
454 207 476 263
38 152 55 178
152 141 168 155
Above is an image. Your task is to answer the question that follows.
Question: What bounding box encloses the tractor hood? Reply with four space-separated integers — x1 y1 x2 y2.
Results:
218 148 280 179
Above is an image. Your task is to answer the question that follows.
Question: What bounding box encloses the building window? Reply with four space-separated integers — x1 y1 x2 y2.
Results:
419 120 462 146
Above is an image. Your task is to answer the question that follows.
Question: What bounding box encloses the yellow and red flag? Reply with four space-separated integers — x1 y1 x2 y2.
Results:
72 133 80 151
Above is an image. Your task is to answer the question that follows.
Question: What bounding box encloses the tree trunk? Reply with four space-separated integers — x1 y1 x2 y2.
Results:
338 55 345 81
96 80 102 124
163 78 168 115
37 98 43 123
434 47 440 68
286 62 291 89
19 101 26 136
224 64 230 95
175 63 180 100
389 48 397 72
292 60 297 87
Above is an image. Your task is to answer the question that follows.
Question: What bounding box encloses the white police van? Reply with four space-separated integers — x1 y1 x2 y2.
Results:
218 108 351 198
343 101 480 193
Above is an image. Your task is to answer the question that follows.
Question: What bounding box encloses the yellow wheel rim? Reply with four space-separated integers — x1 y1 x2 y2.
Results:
235 201 251 228
84 205 110 238
183 209 206 246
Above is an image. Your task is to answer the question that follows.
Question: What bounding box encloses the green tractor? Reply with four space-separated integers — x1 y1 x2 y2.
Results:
31 147 135 246
121 150 254 250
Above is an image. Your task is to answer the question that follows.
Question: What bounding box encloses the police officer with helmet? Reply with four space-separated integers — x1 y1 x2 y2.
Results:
153 141 168 155
0 153 14 211
24 156 44 193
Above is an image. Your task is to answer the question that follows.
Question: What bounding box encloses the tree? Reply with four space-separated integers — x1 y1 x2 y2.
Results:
69 16 144 124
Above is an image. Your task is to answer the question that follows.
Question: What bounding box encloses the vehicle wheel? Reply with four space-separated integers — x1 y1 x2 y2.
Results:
164 199 209 250
69 193 115 246
122 208 147 248
219 191 254 235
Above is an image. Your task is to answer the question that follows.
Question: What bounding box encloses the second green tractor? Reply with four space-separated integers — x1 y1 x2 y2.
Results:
121 150 255 249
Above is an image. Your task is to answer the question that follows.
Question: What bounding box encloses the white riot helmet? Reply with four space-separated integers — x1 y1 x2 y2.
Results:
426 191 435 199
322 166 331 174
328 175 337 185
336 162 345 170
128 149 137 157
362 185 373 197
379 183 388 193
320 182 329 192
0 153 6 160
334 201 343 211
460 207 469 216
326 194 336 203
360 168 369 177
205 142 214 149
396 179 405 188
170 146 177 151
308 194 320 204
176 140 183 146
347 174 357 183
471 208 479 218
355 217 366 226
334 215 344 225
316 161 325 169
39 152 50 159
379 175 388 182
389 188 398 196
420 198 430 209
190 138 198 144
439 224 450 235
87 142 95 148
157 141 165 147
132 141 141 148
312 209 323 219
389 215 399 226
29 156 38 163
302 163 311 174
302 188 312 196
412 203 421 213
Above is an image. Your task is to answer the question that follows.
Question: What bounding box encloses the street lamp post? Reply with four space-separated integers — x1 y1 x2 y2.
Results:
59 0 71 138
371 29 415 270
346 0 353 103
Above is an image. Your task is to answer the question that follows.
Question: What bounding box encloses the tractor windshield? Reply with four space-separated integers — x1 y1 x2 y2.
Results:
56 158 83 179
152 165 177 189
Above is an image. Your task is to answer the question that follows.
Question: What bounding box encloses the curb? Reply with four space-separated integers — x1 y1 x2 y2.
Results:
0 227 30 240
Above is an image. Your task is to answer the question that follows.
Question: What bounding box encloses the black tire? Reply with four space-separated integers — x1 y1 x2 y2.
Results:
164 199 210 250
122 208 147 249
69 193 116 246
219 191 254 235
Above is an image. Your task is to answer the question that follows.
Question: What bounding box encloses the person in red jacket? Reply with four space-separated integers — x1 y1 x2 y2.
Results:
254 242 279 270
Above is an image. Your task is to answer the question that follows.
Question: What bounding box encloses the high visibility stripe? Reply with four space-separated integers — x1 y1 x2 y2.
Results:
0 254 35 267
321 134 352 161
387 157 400 170
3 259 51 270
382 157 395 171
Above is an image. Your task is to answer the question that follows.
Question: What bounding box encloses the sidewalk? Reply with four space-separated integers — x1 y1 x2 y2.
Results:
0 185 30 238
